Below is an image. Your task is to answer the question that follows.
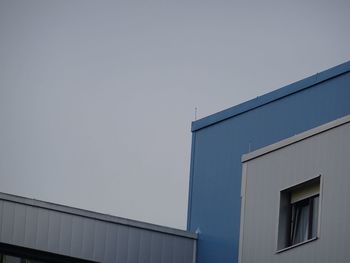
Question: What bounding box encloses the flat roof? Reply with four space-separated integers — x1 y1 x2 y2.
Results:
192 60 350 132
242 113 350 163
0 192 197 239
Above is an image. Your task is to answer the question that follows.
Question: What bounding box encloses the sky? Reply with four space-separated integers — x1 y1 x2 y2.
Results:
0 0 349 229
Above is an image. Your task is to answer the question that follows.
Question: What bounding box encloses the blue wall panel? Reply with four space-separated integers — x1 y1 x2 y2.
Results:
188 62 350 263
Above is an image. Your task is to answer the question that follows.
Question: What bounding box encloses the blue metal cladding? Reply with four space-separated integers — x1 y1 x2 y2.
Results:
187 61 350 263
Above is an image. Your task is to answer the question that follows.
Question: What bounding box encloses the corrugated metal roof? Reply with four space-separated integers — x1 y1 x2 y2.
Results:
0 192 197 263
0 192 196 239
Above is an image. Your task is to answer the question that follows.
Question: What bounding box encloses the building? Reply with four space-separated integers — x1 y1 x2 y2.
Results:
239 114 350 263
0 193 196 263
187 60 350 263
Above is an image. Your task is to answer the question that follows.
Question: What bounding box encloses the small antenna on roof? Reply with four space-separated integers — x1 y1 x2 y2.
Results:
194 107 198 120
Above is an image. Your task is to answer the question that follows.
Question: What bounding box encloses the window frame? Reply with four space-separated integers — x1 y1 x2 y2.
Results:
276 176 322 253
289 193 319 246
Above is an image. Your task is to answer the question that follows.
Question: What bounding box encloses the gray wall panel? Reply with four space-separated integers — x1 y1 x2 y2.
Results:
115 225 128 262
160 235 173 263
0 201 3 241
150 232 162 263
47 212 61 253
13 203 26 246
59 213 73 255
81 219 95 259
127 227 140 263
24 206 39 248
138 229 151 263
36 209 50 250
104 223 118 262
70 216 84 258
172 236 184 263
240 118 350 263
1 202 15 244
184 238 194 263
92 221 107 262
0 194 196 263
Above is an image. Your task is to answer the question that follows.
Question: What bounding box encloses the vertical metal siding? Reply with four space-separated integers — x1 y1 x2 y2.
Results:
104 223 118 262
70 216 84 257
93 221 107 261
24 206 39 249
59 213 73 255
0 197 196 263
240 121 350 263
138 230 151 262
2 202 15 244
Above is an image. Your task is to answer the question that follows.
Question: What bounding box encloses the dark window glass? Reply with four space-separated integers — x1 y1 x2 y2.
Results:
290 195 319 246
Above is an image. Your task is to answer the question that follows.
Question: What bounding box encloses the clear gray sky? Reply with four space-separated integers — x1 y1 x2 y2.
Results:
0 0 349 229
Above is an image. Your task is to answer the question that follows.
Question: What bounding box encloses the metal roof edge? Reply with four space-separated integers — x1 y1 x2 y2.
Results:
241 113 350 163
191 60 350 132
0 192 197 239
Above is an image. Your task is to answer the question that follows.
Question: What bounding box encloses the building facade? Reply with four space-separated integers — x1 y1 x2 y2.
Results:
239 114 350 263
187 60 350 263
0 193 196 263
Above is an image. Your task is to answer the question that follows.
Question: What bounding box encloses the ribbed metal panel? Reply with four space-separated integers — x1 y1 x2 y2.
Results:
239 118 350 263
0 195 196 263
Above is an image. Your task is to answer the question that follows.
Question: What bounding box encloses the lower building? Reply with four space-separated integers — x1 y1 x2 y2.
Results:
0 193 197 263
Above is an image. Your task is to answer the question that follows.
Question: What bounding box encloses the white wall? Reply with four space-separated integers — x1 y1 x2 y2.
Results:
240 117 350 263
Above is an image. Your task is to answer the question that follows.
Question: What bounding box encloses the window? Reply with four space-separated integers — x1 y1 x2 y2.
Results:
0 254 46 263
290 194 319 245
277 177 321 251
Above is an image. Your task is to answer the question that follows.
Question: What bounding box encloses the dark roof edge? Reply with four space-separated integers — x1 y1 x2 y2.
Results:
0 192 197 240
191 60 350 132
